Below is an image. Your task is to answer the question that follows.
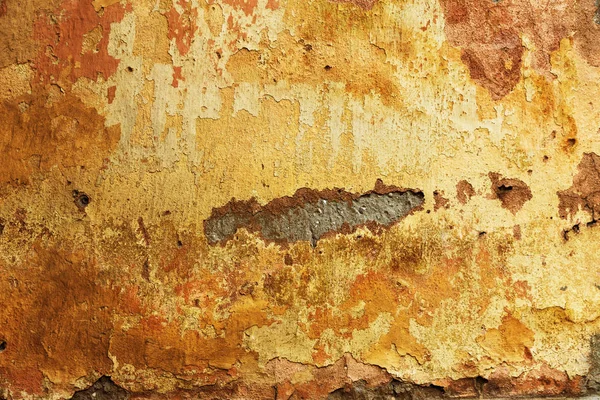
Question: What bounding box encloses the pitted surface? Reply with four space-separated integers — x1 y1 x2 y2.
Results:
205 189 424 245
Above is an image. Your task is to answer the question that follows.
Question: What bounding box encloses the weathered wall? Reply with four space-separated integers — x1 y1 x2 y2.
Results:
2 0 600 398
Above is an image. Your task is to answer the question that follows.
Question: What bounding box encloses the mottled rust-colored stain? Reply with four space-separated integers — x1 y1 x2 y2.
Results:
439 0 600 98
223 0 259 16
0 244 115 395
0 91 120 184
489 173 532 214
164 0 197 57
558 152 600 221
32 0 127 84
456 180 476 204
433 190 450 210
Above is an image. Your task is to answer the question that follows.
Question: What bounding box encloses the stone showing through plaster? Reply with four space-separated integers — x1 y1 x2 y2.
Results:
70 377 128 400
205 187 424 246
327 380 445 399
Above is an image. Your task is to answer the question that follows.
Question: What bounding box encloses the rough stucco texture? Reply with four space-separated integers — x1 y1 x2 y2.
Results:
3 0 600 398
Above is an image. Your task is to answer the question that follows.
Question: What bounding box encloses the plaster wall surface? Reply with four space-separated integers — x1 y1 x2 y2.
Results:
2 0 600 398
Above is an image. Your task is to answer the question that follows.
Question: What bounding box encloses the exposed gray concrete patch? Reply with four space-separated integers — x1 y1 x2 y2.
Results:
254 191 424 246
204 181 424 246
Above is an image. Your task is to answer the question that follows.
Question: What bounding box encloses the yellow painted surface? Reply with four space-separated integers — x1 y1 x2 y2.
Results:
1 0 600 398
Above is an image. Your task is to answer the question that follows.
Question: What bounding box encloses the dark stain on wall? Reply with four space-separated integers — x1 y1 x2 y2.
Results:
327 379 445 400
71 377 128 400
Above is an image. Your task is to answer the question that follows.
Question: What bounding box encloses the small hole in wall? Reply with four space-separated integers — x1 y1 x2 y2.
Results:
324 65 332 71
566 138 577 147
177 240 183 248
497 184 513 192
78 195 90 206
73 190 91 210
0 340 6 352
126 66 134 72
543 155 549 162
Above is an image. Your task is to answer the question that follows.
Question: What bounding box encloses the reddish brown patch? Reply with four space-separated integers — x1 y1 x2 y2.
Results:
32 0 127 85
461 43 522 99
569 2 600 67
165 0 198 57
488 173 532 214
439 0 525 98
265 0 279 10
107 85 116 104
223 0 259 16
172 66 184 88
440 365 584 398
511 280 531 302
0 91 121 184
433 190 450 210
484 365 584 397
293 358 349 398
439 0 600 98
513 224 521 240
0 0 7 17
442 377 482 398
456 179 476 204
558 153 600 221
